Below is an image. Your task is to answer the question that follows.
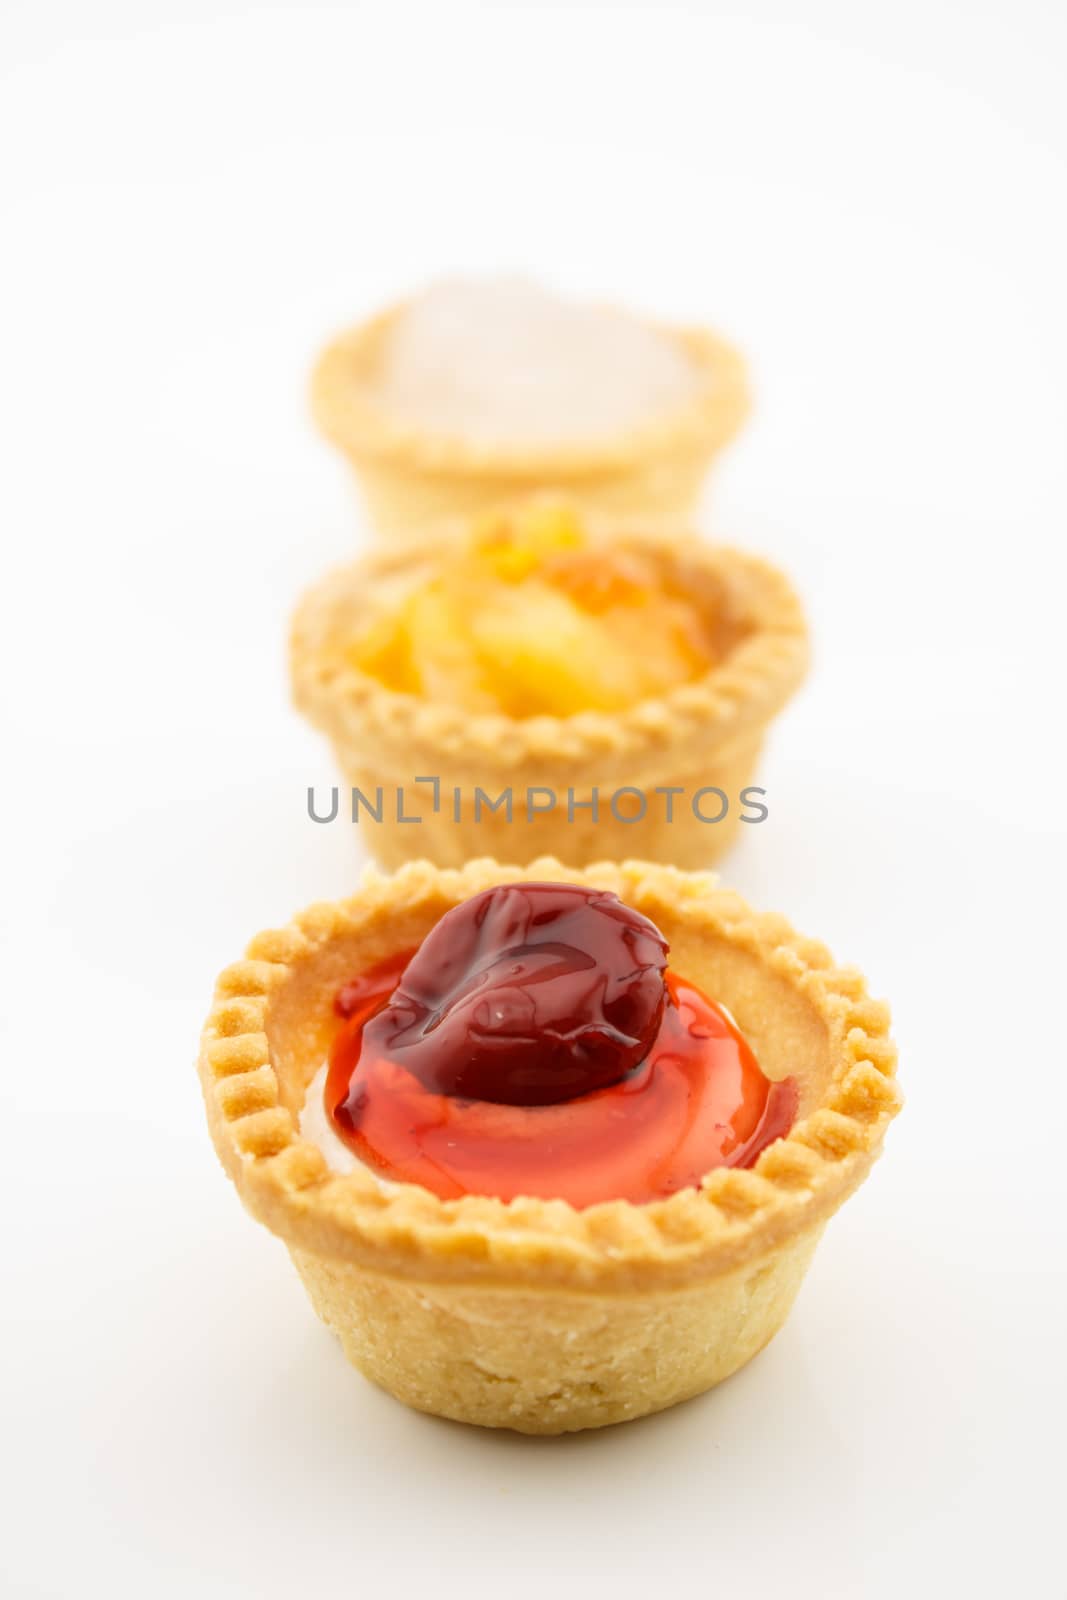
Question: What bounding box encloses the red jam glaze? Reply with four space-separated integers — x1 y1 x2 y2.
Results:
324 884 797 1208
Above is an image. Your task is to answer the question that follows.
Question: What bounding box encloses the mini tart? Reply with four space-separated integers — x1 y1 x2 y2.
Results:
311 303 750 538
198 858 900 1434
290 529 808 871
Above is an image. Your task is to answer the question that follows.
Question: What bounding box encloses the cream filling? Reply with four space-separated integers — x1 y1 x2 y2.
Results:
300 1062 397 1184
375 276 702 445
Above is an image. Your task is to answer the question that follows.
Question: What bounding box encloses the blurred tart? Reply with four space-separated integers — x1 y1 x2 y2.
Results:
310 277 750 536
198 858 901 1433
290 503 808 869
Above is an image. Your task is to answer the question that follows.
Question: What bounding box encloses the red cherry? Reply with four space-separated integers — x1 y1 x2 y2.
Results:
360 882 668 1106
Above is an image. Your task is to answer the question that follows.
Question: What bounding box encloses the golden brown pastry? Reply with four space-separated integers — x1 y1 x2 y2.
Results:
197 858 900 1434
290 504 808 870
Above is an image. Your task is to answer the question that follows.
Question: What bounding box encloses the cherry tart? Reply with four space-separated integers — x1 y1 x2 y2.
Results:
198 859 900 1434
324 883 797 1207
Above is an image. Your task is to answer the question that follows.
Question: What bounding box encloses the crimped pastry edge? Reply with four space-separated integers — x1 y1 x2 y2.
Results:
198 858 900 1292
310 304 750 478
289 534 809 780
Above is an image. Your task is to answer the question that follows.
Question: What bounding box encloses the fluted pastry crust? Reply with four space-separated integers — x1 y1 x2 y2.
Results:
198 858 899 1430
199 858 899 1290
289 534 809 870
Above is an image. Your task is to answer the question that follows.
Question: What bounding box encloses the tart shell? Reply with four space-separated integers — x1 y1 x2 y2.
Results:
198 858 900 1433
310 305 750 538
290 533 809 872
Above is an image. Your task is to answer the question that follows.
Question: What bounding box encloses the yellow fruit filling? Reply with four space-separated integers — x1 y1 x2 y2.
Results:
348 506 716 717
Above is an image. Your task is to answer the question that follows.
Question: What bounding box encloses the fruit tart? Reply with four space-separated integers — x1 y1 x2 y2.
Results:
198 858 900 1434
310 277 749 537
290 502 808 869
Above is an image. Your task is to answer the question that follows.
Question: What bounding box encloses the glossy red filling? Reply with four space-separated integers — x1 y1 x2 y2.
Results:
324 884 797 1208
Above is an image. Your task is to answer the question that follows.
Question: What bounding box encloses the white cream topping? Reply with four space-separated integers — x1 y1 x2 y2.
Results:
375 276 702 446
301 1064 407 1190
301 1062 370 1177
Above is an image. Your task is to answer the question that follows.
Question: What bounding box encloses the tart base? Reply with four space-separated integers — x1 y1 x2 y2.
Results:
342 437 729 542
291 536 807 873
290 1224 822 1434
198 859 900 1438
339 735 762 871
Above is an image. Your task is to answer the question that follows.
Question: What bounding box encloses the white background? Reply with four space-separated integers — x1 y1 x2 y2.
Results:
2 2 1065 1596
